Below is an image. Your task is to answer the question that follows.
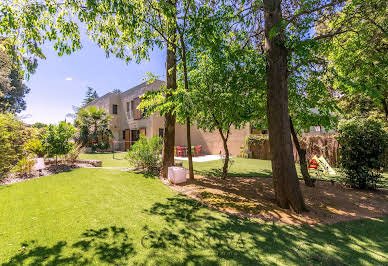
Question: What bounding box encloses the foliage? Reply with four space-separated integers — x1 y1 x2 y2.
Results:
62 143 84 163
0 113 34 178
337 118 388 189
74 106 112 149
24 138 46 157
82 87 99 106
245 134 269 146
127 136 162 173
32 122 47 129
43 121 76 164
326 0 388 120
12 156 35 175
0 41 31 113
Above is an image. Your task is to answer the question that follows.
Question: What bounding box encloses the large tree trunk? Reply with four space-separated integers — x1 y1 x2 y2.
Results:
218 128 230 179
161 5 177 179
186 117 194 179
263 0 306 212
289 116 314 187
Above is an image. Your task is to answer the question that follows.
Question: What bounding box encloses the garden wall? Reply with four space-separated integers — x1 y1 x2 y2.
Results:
247 134 340 167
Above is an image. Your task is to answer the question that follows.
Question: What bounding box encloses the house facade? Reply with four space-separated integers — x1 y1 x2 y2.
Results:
85 80 252 156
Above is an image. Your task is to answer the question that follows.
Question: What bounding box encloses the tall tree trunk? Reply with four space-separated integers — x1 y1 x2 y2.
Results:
289 116 314 187
218 128 230 179
186 117 194 179
263 0 306 212
179 30 194 180
161 1 177 179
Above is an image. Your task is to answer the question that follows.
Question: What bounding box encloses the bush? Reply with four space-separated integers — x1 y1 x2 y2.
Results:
13 156 35 175
43 121 76 165
62 143 84 163
25 138 46 157
337 118 388 189
0 113 34 178
127 136 162 173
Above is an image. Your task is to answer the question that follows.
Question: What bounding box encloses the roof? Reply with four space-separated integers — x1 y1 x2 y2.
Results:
83 92 113 107
120 79 165 98
85 79 165 107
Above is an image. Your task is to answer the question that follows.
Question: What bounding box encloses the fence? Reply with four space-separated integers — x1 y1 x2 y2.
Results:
247 134 340 167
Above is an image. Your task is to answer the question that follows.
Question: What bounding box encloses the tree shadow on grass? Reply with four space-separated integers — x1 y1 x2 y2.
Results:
141 195 388 265
194 168 273 178
2 226 135 266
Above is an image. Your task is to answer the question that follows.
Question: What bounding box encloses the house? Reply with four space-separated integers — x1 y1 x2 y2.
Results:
85 80 253 156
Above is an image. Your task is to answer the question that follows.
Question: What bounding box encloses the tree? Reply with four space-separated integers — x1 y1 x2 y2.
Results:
43 121 76 166
0 113 33 178
231 0 348 212
82 87 99 106
0 43 31 113
326 0 388 121
112 89 121 94
189 33 266 178
32 122 47 129
74 106 112 149
288 64 339 187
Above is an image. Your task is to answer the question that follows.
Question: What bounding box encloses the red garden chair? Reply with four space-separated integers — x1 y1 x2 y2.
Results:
176 146 185 157
194 145 202 156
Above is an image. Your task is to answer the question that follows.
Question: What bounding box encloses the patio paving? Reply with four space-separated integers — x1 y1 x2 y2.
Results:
175 155 226 162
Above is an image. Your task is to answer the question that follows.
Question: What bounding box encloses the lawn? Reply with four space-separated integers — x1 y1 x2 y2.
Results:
79 153 388 188
79 152 128 167
0 166 388 264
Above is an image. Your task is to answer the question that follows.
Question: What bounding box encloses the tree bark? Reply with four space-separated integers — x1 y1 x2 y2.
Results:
186 117 194 179
218 128 230 179
179 29 194 180
263 0 306 212
289 116 314 187
161 3 177 179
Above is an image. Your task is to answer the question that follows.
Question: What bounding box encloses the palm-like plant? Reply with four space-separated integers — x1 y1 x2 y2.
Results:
74 106 112 149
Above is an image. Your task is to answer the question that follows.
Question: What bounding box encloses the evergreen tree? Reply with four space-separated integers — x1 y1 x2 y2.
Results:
82 87 99 106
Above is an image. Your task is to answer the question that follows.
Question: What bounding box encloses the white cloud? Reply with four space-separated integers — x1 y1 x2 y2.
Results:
65 77 73 81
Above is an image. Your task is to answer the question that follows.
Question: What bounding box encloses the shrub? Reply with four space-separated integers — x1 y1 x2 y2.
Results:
62 143 84 163
43 121 76 165
13 156 35 175
337 118 388 189
0 113 33 178
127 136 162 173
25 138 46 157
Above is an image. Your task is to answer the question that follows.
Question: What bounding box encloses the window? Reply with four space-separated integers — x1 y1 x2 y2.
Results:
159 128 164 138
113 104 118 114
131 130 139 142
131 100 134 117
123 131 126 140
126 102 129 112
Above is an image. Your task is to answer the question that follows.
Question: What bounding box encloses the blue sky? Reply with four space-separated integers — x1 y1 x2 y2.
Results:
20 37 165 124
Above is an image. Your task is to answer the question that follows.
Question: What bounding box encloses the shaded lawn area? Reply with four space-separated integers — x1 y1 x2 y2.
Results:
180 157 388 189
0 168 387 265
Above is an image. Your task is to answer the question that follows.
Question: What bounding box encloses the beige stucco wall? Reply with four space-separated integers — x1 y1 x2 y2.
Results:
174 123 250 156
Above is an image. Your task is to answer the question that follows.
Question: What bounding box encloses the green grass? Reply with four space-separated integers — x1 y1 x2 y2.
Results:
79 153 388 188
180 157 388 188
79 152 128 167
1 167 387 265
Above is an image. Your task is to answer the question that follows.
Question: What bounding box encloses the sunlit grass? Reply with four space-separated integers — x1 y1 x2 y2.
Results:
0 168 387 264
